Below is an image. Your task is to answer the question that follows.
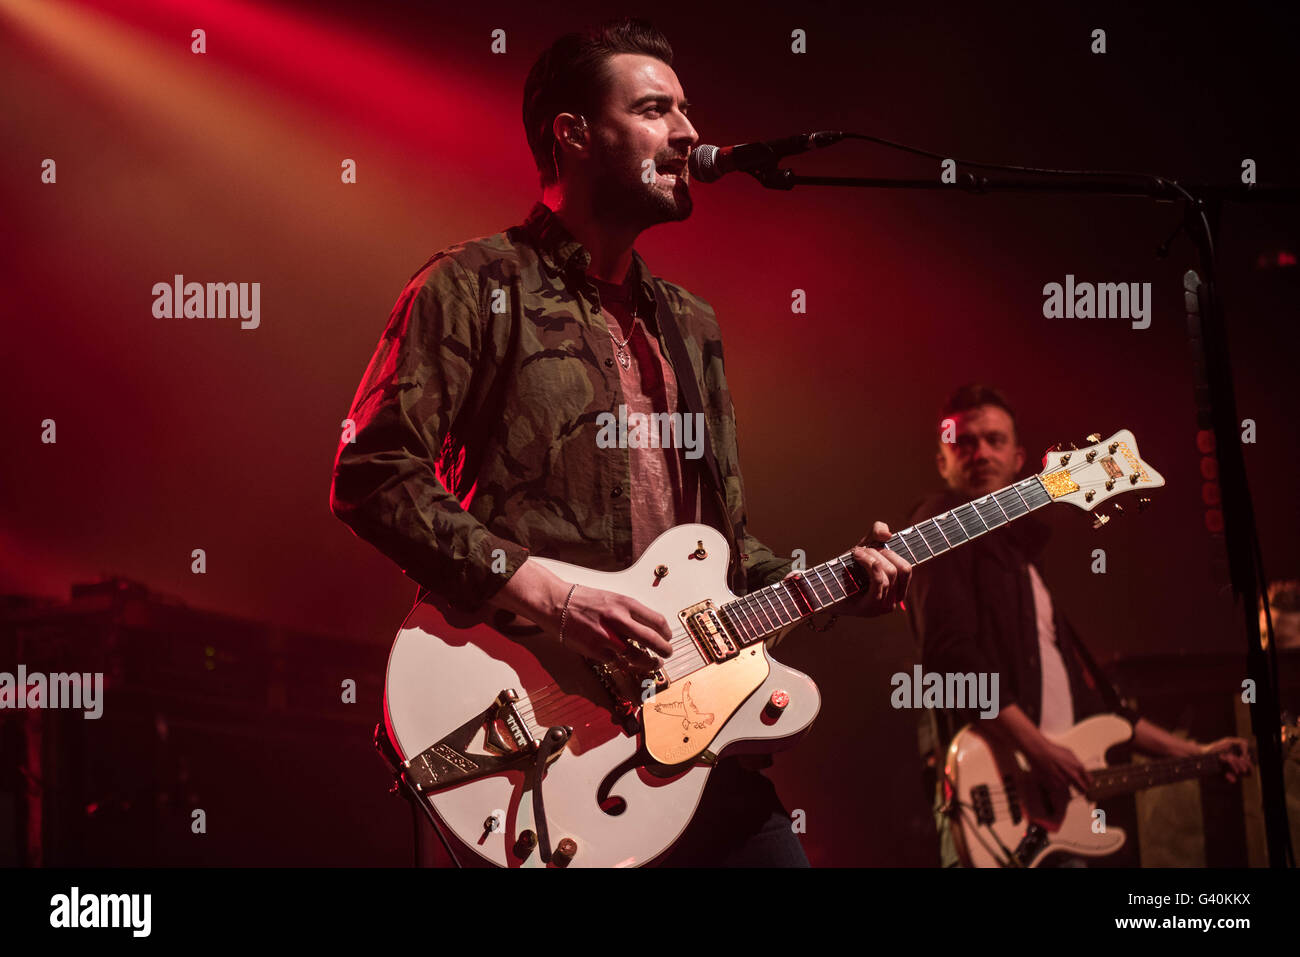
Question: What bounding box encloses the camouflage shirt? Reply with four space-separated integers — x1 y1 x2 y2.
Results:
330 201 793 614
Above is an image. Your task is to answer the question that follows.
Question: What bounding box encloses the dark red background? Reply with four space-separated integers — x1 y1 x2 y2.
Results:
2 0 1296 865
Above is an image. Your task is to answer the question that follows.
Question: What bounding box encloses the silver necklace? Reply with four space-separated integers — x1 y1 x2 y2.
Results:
606 298 640 370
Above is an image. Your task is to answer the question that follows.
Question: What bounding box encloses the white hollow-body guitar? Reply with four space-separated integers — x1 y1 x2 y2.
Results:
381 430 1164 867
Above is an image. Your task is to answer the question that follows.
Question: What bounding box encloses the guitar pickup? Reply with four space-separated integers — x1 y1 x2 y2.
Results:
1003 775 1022 825
969 784 995 825
680 601 737 662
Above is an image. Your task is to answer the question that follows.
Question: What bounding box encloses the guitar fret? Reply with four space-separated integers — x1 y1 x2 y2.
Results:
970 499 999 528
932 517 955 548
1010 484 1031 511
901 528 933 561
747 593 776 631
836 557 862 595
955 503 987 538
734 599 761 637
821 562 850 601
820 569 842 608
731 604 757 643
758 588 788 626
773 581 802 619
1029 478 1053 508
938 512 970 545
917 521 949 556
890 535 918 565
994 488 1027 518
717 605 741 643
804 567 834 608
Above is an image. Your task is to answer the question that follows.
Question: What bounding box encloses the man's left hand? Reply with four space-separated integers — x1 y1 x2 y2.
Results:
1199 737 1253 783
841 521 911 618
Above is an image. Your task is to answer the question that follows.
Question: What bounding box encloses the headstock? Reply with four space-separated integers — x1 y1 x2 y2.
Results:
1037 429 1164 527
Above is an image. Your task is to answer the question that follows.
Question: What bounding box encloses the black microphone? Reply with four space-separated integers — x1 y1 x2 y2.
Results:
688 131 845 183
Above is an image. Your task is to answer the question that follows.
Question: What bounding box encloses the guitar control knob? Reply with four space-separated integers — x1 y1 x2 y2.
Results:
553 838 578 866
766 689 790 717
514 830 537 859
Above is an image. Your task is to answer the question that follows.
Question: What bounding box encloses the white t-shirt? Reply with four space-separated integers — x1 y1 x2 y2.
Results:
1028 563 1074 735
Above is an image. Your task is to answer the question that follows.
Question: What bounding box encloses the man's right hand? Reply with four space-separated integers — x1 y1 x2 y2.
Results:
557 585 674 670
992 705 1092 794
1023 736 1092 794
485 557 673 671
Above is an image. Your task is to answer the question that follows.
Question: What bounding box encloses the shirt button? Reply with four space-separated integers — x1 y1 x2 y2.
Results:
604 357 614 368
611 486 623 498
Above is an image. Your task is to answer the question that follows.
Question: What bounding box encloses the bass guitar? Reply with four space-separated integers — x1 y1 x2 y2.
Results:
946 713 1295 867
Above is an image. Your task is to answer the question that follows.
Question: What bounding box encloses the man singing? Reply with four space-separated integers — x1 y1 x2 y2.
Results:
330 17 910 867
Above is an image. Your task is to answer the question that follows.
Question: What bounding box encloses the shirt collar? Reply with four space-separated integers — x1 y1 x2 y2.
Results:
521 201 658 310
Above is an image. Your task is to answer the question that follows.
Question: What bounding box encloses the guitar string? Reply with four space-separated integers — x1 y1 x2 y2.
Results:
517 530 1004 727
959 757 1212 811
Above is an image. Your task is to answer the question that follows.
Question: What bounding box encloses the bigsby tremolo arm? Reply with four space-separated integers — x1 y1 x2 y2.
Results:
402 690 567 794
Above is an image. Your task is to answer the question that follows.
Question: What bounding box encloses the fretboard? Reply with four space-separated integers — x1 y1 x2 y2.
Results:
717 476 1053 646
1086 748 1251 800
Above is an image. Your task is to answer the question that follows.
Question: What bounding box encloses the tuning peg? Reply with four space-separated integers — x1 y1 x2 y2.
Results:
1085 433 1101 443
1092 513 1111 529
1068 442 1079 450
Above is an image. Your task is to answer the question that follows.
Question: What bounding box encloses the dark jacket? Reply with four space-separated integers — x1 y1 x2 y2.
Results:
330 202 792 613
905 487 1138 760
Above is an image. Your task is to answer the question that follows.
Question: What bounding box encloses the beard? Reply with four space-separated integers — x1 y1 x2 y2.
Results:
588 150 693 230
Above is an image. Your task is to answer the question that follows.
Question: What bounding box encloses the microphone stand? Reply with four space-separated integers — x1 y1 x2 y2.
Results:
745 161 1299 867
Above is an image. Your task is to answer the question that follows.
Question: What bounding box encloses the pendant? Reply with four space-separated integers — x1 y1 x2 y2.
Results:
617 348 631 369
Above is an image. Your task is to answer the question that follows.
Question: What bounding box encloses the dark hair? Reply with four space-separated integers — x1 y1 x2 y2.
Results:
939 383 1018 440
522 18 675 188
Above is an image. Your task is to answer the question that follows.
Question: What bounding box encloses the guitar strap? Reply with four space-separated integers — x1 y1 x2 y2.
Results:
1054 606 1141 727
650 280 749 595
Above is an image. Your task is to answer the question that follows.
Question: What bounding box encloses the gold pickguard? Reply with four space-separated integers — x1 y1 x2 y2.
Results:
642 648 769 765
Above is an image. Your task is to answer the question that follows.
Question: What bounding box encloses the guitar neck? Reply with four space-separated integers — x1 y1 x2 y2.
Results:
718 476 1054 645
1086 747 1253 800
